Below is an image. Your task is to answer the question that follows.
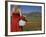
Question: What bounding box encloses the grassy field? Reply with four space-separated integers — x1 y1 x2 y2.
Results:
23 13 42 31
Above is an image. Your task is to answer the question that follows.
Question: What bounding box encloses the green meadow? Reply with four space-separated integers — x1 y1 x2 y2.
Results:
23 12 42 31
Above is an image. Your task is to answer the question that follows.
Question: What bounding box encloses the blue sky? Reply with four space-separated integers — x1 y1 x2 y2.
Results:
11 5 42 14
20 5 41 13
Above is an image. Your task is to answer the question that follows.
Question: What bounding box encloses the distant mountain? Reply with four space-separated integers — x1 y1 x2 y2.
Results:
22 12 41 16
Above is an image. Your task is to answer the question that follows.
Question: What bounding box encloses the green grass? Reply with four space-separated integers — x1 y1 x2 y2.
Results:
23 15 42 31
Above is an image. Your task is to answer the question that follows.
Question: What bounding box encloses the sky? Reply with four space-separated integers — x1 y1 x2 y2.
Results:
11 5 42 14
20 5 41 13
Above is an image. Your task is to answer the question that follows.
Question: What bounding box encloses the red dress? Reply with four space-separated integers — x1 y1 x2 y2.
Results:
11 13 24 32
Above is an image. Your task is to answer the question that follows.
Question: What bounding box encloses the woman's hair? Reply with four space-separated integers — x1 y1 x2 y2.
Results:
11 6 23 16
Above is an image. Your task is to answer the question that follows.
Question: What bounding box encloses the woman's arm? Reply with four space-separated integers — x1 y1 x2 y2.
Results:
20 15 27 22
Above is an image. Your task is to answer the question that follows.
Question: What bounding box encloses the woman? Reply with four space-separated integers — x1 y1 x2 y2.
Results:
11 6 27 32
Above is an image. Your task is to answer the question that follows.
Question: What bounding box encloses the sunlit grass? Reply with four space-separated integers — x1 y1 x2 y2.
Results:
23 15 42 31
